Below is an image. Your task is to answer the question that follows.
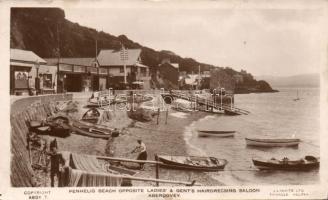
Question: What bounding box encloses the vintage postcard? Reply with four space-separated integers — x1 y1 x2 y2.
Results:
0 0 327 199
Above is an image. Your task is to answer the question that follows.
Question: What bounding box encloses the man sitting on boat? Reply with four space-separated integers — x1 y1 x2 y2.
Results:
131 139 147 170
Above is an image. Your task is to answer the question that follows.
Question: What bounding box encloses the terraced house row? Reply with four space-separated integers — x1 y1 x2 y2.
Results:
10 48 151 95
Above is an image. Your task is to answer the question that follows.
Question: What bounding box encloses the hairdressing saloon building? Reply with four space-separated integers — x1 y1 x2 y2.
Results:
10 49 57 95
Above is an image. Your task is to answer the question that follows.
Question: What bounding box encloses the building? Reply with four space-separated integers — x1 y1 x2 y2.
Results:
44 57 107 92
233 74 244 84
10 49 56 95
181 74 201 89
97 49 151 89
210 68 235 94
158 59 179 88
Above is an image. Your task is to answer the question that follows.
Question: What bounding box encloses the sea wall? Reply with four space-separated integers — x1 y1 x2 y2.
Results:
10 94 72 187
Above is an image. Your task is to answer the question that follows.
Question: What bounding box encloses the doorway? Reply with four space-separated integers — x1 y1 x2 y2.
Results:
65 74 82 92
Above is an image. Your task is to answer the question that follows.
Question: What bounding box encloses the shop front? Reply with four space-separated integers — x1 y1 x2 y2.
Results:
55 62 111 93
10 64 31 95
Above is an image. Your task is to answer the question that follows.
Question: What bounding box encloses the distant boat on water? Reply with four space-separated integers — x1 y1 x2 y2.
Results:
252 156 319 171
245 138 300 147
198 130 235 137
293 90 300 101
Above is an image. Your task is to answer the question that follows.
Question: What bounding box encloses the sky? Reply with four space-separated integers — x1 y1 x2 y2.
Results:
64 2 325 77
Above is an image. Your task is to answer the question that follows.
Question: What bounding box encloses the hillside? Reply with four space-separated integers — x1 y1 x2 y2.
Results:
10 7 275 93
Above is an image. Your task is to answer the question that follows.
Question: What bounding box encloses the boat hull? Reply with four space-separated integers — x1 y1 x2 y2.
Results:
157 155 227 172
198 130 235 137
252 159 319 171
71 121 112 139
245 138 300 147
224 110 240 116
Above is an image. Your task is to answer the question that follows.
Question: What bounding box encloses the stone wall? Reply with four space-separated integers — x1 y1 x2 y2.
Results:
10 94 72 187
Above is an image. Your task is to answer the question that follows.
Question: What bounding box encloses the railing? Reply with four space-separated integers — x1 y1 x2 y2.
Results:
169 90 249 115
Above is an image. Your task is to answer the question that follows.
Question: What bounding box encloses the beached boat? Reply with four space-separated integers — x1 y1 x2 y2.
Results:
60 151 136 187
224 110 241 116
198 130 235 137
60 152 197 187
71 121 113 139
157 155 228 171
245 138 300 147
252 156 319 171
81 108 101 123
171 106 193 113
28 117 71 138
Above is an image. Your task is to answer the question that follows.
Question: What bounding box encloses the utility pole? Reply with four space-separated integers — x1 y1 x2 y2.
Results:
56 23 61 93
120 43 128 86
198 65 201 90
95 39 100 91
95 39 98 60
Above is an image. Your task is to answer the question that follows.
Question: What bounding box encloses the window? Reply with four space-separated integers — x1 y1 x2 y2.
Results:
120 67 124 73
42 74 52 88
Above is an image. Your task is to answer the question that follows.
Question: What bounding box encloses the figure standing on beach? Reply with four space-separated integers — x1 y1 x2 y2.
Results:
131 139 147 170
48 139 65 187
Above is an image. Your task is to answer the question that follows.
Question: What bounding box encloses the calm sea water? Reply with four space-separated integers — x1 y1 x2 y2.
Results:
185 87 320 185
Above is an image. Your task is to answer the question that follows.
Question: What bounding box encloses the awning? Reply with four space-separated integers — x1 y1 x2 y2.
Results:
11 61 51 69
136 63 148 68
10 61 34 68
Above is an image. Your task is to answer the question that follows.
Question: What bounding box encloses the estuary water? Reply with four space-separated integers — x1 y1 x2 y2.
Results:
184 87 320 185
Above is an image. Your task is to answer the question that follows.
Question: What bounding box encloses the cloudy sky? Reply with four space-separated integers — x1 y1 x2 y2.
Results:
64 2 324 77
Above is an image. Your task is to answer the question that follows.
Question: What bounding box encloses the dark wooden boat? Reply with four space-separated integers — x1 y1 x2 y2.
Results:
246 138 300 147
171 106 193 113
252 156 319 171
46 117 71 137
28 117 70 137
81 108 101 124
224 110 241 116
86 100 110 108
157 155 227 171
70 121 112 139
198 130 235 137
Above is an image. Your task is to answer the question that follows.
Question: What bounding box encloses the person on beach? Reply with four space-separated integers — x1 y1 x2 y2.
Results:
48 139 65 187
131 139 147 170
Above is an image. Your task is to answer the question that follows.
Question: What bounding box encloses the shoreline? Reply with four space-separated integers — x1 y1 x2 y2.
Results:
110 109 225 186
20 93 227 186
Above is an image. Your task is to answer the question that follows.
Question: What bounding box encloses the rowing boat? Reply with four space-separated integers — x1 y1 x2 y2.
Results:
245 138 300 147
70 121 112 139
252 156 319 171
81 108 101 123
198 130 235 137
224 110 241 116
157 155 227 171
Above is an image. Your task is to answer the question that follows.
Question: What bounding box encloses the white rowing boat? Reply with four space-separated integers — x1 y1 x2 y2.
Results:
245 138 300 147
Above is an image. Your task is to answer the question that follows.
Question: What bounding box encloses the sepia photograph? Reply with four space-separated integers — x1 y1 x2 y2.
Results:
2 0 328 199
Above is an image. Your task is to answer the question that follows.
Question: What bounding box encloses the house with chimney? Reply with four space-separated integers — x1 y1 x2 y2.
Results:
97 48 151 89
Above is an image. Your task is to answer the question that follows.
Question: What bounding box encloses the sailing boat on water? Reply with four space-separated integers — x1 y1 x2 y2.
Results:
293 90 300 101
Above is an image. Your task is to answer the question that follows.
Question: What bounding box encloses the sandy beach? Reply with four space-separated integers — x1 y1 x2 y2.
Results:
32 93 224 186
111 109 223 186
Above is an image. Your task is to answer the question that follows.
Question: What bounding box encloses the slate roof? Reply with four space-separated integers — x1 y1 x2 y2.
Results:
97 49 141 66
10 49 46 64
44 58 95 66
